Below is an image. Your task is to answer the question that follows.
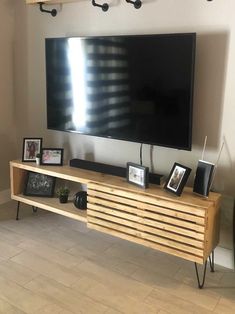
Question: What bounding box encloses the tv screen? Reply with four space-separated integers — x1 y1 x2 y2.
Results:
45 33 196 150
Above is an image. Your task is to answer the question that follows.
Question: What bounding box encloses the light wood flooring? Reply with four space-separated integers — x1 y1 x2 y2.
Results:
0 201 234 314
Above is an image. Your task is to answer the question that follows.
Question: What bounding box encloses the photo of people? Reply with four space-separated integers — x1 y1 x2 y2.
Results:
42 150 61 164
167 165 186 192
164 163 191 196
41 148 64 165
22 138 42 162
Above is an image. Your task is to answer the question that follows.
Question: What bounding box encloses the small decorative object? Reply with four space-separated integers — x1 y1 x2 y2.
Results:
127 162 149 188
56 187 70 203
35 153 41 166
24 171 55 197
41 148 64 166
74 191 87 210
22 138 42 162
164 162 191 196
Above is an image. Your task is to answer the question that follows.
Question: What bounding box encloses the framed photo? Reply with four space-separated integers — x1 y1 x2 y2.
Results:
40 148 64 166
127 162 149 188
164 162 191 196
22 138 42 162
24 171 56 197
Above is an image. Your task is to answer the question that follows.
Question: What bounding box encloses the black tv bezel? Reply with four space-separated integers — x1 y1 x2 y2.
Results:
45 32 196 151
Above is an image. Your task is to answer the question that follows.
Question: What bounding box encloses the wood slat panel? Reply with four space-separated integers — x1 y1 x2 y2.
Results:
134 223 203 248
88 195 204 240
87 210 204 256
88 194 204 233
88 205 204 248
87 196 138 215
88 203 139 222
87 221 204 264
88 183 206 217
138 202 204 224
138 210 205 233
88 195 204 224
88 189 140 208
88 203 204 242
142 216 204 240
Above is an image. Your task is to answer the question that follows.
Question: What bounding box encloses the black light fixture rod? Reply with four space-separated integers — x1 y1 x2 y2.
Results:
126 0 142 9
92 0 109 11
39 2 57 17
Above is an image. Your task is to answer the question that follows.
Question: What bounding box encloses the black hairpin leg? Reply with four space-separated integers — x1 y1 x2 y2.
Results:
209 250 215 272
194 260 207 289
16 201 20 220
32 206 38 213
16 202 38 220
194 251 215 289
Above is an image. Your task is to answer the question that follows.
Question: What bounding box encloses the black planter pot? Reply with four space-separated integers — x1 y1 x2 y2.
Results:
59 195 68 204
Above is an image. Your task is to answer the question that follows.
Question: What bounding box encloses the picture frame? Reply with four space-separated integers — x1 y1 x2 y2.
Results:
127 162 149 189
40 148 64 166
22 138 42 162
24 171 56 197
164 162 191 196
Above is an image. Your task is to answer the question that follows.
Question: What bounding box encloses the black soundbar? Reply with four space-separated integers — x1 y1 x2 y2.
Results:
70 158 164 185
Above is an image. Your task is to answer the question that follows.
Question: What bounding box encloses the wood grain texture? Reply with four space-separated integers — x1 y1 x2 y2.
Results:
10 160 221 265
87 183 220 264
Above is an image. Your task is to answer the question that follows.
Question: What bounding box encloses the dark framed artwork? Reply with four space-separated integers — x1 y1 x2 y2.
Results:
22 138 42 162
127 162 149 189
164 162 191 196
40 148 64 166
24 171 56 197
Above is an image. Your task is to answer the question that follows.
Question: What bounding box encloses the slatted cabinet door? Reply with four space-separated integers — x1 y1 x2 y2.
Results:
87 182 215 264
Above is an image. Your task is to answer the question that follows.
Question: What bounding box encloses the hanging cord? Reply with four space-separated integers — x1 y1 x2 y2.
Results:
150 145 154 173
209 141 225 191
140 143 143 166
201 135 207 160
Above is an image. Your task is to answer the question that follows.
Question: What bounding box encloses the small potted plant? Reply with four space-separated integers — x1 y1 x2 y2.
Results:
35 153 41 166
56 187 70 203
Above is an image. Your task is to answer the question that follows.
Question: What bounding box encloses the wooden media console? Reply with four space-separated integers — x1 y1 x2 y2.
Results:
10 160 221 288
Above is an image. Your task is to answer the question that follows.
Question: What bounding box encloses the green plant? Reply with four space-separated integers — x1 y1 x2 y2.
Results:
56 187 70 197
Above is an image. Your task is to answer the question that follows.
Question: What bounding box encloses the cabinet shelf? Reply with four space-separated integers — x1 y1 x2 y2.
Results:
12 193 87 222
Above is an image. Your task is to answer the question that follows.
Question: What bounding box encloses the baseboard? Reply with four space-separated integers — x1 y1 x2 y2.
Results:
215 246 234 270
0 189 11 205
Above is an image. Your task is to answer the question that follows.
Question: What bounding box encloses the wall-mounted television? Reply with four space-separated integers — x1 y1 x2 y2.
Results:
45 33 196 150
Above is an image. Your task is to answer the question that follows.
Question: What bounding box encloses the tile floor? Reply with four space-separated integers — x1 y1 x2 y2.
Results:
0 201 234 314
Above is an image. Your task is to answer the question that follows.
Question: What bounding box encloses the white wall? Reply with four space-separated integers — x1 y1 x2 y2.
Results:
0 0 17 191
15 0 235 264
16 0 235 194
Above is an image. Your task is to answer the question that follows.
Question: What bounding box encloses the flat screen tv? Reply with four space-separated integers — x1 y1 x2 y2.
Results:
45 33 196 150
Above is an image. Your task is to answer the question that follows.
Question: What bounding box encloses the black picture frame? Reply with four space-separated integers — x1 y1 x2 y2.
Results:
127 162 149 189
40 148 64 166
164 162 191 196
24 171 56 197
22 138 43 162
